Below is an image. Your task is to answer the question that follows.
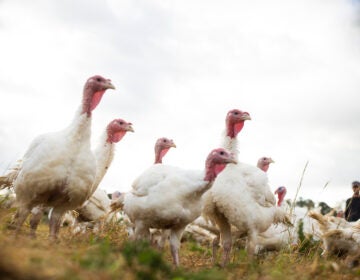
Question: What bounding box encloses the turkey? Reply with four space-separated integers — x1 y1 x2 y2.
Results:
111 136 176 210
191 155 275 257
111 137 176 241
153 137 176 164
213 109 275 207
254 186 293 253
123 148 237 266
30 118 134 235
12 75 115 240
131 137 176 197
202 109 290 266
89 118 134 196
49 118 133 234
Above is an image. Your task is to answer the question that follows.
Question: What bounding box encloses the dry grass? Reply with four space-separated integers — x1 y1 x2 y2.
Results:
0 207 359 280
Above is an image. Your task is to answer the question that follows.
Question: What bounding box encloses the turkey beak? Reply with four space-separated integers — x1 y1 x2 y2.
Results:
242 113 251 121
170 141 176 148
127 123 134 132
105 79 116 90
269 158 275 163
227 154 237 164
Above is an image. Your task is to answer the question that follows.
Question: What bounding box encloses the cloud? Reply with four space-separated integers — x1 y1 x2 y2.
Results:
0 0 359 207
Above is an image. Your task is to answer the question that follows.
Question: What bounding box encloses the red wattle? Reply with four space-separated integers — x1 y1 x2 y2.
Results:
214 164 227 176
233 122 245 137
159 148 170 161
90 90 105 111
109 131 126 143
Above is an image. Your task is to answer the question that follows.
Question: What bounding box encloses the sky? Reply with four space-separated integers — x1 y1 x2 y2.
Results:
0 0 360 209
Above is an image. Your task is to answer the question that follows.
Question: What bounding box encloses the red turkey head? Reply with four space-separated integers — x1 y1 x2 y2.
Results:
274 186 287 207
154 137 176 164
82 75 115 116
257 157 275 172
106 119 134 143
225 109 251 138
205 148 237 182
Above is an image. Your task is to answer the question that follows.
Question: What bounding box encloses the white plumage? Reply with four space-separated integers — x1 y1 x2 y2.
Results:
123 148 236 266
12 75 115 240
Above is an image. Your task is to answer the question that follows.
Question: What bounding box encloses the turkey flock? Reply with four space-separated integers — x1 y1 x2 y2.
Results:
0 75 359 268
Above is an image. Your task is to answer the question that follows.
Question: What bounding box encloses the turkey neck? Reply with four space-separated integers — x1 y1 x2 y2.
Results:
66 110 92 152
221 120 244 160
198 163 227 196
90 131 116 195
154 148 169 164
222 135 238 160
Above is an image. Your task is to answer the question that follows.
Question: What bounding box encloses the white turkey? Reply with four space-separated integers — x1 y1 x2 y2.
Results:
111 137 176 241
74 118 133 222
111 136 176 211
123 148 236 266
153 137 176 164
89 118 134 196
12 75 115 240
212 109 275 207
30 118 134 235
202 109 290 266
131 137 176 197
195 155 275 258
254 186 293 253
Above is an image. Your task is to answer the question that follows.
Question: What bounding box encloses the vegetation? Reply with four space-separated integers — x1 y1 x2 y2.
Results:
0 206 359 280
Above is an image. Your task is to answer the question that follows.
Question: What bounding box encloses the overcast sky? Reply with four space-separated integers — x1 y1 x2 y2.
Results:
0 0 359 208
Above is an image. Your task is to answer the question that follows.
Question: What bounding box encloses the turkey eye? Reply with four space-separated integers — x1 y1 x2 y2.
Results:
220 151 225 155
234 111 238 115
119 122 123 125
163 139 167 142
96 78 101 82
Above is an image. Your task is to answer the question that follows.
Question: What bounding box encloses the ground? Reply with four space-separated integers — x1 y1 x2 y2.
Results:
0 207 359 280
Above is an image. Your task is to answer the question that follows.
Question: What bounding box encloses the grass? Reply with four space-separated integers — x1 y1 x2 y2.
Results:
0 207 359 280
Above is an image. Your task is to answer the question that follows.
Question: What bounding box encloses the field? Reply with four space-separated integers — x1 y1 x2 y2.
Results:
0 207 359 280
